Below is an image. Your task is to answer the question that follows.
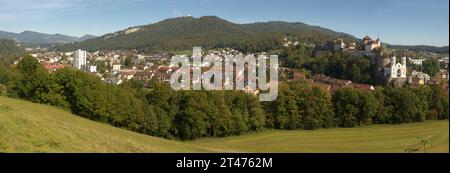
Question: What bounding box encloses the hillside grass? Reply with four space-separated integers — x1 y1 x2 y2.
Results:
0 96 206 153
190 121 449 153
0 96 448 153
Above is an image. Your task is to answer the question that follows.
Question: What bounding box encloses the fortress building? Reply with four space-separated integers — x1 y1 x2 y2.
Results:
363 35 381 52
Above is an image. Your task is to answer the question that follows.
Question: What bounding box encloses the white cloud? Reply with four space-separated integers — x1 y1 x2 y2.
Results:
0 0 84 12
0 0 87 22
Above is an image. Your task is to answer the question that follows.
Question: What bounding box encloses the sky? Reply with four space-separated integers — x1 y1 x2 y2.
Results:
0 0 448 46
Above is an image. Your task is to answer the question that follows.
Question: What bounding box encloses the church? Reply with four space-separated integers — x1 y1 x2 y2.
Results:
383 56 408 85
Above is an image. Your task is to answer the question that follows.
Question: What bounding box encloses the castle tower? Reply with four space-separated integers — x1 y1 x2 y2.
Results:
391 56 396 66
401 57 406 66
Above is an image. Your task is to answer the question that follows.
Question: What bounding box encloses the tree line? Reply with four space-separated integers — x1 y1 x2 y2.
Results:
281 45 380 84
264 80 448 130
0 55 448 140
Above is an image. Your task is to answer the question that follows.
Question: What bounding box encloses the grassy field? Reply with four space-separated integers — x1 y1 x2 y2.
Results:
0 96 448 153
190 121 449 153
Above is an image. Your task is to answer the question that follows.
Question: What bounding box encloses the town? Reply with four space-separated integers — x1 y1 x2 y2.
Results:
0 0 448 159
16 35 449 97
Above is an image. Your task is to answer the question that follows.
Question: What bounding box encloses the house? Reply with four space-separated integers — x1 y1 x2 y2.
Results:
154 66 178 83
89 65 97 73
408 78 425 86
410 71 430 84
350 83 375 91
134 71 154 82
43 63 66 73
242 85 260 95
104 77 123 85
119 70 136 80
409 58 426 66
312 75 352 92
438 69 448 79
112 63 121 72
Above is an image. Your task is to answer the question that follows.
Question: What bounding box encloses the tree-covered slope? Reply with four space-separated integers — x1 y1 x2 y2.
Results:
56 16 357 52
0 39 25 57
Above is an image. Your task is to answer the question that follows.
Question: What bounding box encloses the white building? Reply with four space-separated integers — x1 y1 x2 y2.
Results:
333 38 346 52
89 65 97 73
409 58 426 66
384 56 407 80
193 47 202 57
137 54 146 60
411 70 431 82
73 49 87 70
112 63 122 72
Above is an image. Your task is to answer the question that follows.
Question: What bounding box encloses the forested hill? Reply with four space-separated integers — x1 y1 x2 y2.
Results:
0 39 25 57
386 45 449 54
241 21 356 42
55 16 357 52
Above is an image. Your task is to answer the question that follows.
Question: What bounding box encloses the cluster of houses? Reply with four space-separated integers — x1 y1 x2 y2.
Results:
21 37 448 97
282 37 300 47
281 68 375 93
22 48 175 86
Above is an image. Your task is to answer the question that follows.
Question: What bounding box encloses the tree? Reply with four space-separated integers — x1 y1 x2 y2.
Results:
264 83 299 129
357 92 378 125
175 92 208 140
427 85 449 120
333 88 360 127
9 55 68 107
95 60 107 73
54 68 144 128
372 87 389 124
422 59 440 77
123 57 133 68
383 87 425 123
332 87 378 127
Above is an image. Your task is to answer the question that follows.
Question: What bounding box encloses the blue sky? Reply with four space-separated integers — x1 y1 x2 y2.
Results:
0 0 448 46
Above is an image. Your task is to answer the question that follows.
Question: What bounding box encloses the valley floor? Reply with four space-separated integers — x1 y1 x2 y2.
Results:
1 96 448 153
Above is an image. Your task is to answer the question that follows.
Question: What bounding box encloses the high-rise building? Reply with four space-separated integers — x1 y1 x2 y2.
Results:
73 49 87 70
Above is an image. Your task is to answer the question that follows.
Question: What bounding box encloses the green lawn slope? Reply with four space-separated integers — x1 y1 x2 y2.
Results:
0 96 205 153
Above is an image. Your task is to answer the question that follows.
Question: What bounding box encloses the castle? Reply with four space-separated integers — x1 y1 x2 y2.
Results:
314 35 382 58
362 35 381 53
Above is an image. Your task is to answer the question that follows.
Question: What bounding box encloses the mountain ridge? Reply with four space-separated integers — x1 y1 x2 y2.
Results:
0 30 97 44
55 16 359 52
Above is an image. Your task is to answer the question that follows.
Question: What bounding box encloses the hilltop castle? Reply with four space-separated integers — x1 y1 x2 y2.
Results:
362 35 381 53
314 35 382 58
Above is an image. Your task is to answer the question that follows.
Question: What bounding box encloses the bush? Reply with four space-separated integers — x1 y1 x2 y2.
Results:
0 84 6 95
